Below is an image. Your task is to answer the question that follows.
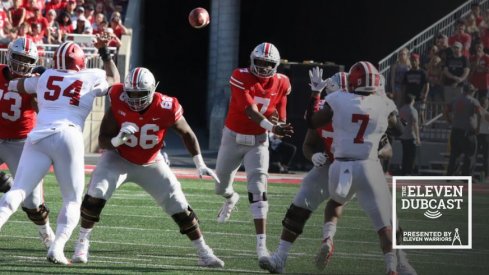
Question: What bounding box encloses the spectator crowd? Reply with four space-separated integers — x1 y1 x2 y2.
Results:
0 0 129 50
387 2 489 182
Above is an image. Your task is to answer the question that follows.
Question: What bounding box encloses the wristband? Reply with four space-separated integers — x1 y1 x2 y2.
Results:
98 46 111 61
193 154 205 168
259 119 274 131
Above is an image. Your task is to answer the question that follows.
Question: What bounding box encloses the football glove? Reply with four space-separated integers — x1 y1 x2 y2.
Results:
309 66 328 92
311 152 327 167
193 154 220 183
111 124 138 148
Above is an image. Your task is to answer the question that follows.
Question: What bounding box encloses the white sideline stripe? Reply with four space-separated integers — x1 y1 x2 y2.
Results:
8 255 262 273
6 246 487 268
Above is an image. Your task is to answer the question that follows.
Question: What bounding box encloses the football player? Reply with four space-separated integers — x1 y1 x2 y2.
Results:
71 67 224 268
0 38 120 265
0 37 55 249
213 42 293 259
307 61 413 275
259 67 348 273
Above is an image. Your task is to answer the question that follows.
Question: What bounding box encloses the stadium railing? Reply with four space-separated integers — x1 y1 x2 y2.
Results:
378 0 489 142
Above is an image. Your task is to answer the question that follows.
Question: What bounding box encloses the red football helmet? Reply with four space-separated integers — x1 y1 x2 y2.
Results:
53 41 85 71
348 61 380 93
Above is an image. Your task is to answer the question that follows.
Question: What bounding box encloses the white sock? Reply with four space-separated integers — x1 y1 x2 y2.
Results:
79 227 93 241
0 207 14 229
38 223 52 235
322 221 337 240
384 251 397 272
192 236 208 252
277 240 292 258
256 234 267 251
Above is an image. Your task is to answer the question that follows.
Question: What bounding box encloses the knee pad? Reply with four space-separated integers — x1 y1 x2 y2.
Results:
282 204 312 236
249 192 268 219
80 194 106 223
171 206 199 235
0 172 13 193
21 203 50 225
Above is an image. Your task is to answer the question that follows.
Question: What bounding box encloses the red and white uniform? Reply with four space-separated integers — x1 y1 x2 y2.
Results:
215 67 291 198
0 67 109 240
0 65 43 209
326 91 397 231
86 86 190 217
226 68 291 135
109 84 182 165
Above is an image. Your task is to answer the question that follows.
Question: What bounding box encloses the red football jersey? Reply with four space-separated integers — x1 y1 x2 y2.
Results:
316 99 334 160
109 84 183 165
0 65 36 139
226 68 291 135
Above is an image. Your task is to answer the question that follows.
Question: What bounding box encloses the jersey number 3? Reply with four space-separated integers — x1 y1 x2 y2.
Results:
0 89 22 121
44 76 83 106
352 114 369 144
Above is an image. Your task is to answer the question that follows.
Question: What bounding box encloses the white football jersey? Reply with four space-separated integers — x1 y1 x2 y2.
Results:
24 68 108 131
325 91 397 160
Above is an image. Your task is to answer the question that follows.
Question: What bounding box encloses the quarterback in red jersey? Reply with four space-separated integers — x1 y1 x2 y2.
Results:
0 37 55 249
214 42 293 260
71 67 224 268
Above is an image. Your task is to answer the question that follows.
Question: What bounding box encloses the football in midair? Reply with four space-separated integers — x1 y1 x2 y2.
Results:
188 7 210 29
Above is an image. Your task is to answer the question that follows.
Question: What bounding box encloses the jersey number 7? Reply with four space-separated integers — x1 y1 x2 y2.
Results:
352 114 369 144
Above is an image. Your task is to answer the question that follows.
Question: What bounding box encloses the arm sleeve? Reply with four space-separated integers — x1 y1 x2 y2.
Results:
93 80 110 97
277 95 287 121
230 83 254 112
23 77 40 94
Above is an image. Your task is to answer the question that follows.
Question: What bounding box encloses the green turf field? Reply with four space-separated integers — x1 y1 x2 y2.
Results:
0 174 488 274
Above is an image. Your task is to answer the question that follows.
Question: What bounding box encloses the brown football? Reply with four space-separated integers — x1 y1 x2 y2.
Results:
188 7 210 29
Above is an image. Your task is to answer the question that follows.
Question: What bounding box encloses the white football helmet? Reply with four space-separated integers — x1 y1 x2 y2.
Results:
348 61 381 93
123 67 157 112
325 72 349 93
7 37 38 76
250 42 280 78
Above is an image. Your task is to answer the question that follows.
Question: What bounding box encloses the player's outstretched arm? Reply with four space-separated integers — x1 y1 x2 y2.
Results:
172 117 220 183
94 34 120 85
8 77 40 94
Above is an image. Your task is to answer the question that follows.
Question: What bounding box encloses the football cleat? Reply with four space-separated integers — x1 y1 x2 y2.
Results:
258 253 286 274
47 247 70 265
72 239 90 263
217 192 240 223
315 237 334 270
197 248 225 268
397 250 417 275
39 226 55 249
257 248 270 259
